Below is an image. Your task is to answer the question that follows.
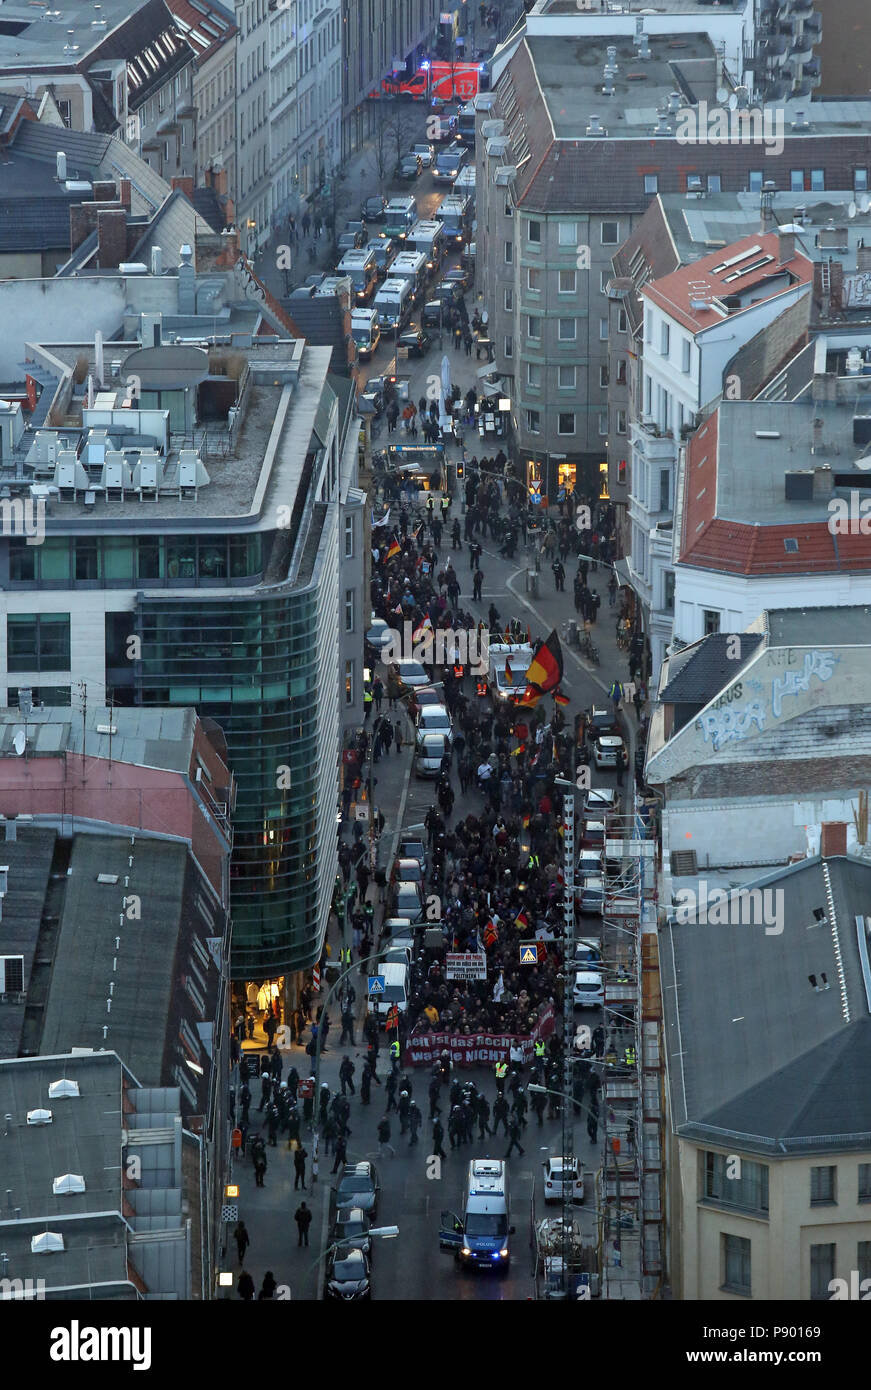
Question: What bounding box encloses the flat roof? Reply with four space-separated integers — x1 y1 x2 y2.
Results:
767 606 871 647
662 191 871 268
0 703 198 771
542 0 747 10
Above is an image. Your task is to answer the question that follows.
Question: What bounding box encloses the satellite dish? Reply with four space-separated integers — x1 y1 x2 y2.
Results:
861 194 871 214
848 200 858 220
855 452 871 471
13 729 26 756
716 87 728 104
728 93 738 111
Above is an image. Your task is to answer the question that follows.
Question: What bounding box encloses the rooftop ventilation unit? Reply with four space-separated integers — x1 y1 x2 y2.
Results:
586 115 607 137
792 109 811 130
667 91 682 114
652 116 674 137
31 1232 64 1253
636 34 650 60
26 1109 53 1126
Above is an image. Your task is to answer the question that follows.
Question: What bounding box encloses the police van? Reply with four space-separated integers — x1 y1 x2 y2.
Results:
440 1160 514 1271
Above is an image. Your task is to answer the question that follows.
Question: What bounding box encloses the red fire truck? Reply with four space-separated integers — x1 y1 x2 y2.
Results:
371 61 489 102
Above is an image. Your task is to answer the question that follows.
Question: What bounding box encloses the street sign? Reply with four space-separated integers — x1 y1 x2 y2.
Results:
519 942 540 964
445 951 487 981
221 1204 238 1223
368 975 386 994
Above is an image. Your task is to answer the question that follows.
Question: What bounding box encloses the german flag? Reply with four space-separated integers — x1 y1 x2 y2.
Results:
504 658 513 683
553 689 570 706
413 614 433 642
515 685 542 709
525 629 564 695
511 742 526 757
483 919 498 948
514 909 529 931
385 536 401 561
522 812 531 828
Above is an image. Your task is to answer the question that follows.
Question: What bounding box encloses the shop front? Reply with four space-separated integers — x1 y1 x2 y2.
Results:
232 976 286 1050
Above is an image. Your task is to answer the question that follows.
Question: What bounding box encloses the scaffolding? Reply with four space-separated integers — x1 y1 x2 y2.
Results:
590 796 662 1298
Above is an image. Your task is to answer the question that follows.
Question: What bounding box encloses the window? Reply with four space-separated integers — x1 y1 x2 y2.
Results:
600 270 609 293
681 338 691 373
644 174 658 195
598 414 608 436
616 359 627 386
702 609 720 636
617 308 627 334
75 538 99 580
859 1241 871 1283
686 174 702 192
644 375 652 415
616 409 627 435
601 220 619 245
527 267 541 292
504 241 513 264
859 1164 871 1203
558 221 577 246
526 362 541 389
7 614 70 672
664 570 675 612
599 365 609 389
810 1244 835 1300
811 1165 837 1205
599 317 609 340
559 269 576 295
526 315 541 341
159 87 167 113
660 322 670 357
8 686 70 709
558 318 576 342
644 310 653 343
0 955 24 992
527 219 541 244
748 170 763 192
504 335 513 358
707 174 721 193
617 458 627 487
790 169 804 192
503 288 513 311
721 1235 751 1296
658 468 671 512
811 169 825 191
558 413 575 436
9 542 36 582
559 365 576 389
344 515 355 559
526 409 540 434
344 659 355 705
855 169 869 192
344 590 355 632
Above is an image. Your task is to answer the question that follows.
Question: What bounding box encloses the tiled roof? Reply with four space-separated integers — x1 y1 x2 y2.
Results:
669 756 871 801
164 0 237 64
659 631 764 704
643 231 814 335
130 187 213 265
10 121 173 216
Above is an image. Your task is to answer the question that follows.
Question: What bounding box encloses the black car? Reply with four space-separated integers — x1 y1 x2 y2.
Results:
422 298 446 330
396 326 431 358
331 1206 373 1256
398 153 423 180
334 1160 380 1217
324 1246 371 1301
362 195 388 222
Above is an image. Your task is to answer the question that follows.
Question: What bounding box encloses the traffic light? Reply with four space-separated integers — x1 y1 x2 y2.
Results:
456 460 464 479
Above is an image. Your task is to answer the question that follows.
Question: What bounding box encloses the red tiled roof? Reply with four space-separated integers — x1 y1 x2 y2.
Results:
643 232 814 334
164 0 237 63
680 407 871 576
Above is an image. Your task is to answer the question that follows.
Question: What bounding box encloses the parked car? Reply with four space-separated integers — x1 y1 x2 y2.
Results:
337 230 364 252
542 1156 585 1205
331 1206 372 1256
580 819 606 850
586 704 621 740
324 1246 371 1301
396 326 431 358
362 195 388 222
366 236 397 279
365 617 393 651
422 298 447 330
594 735 628 770
390 880 425 921
442 266 469 294
345 220 367 238
414 732 449 778
578 875 605 916
411 141 435 167
390 855 424 886
574 970 605 1008
583 787 618 818
408 683 445 719
391 659 430 687
397 833 427 870
398 153 423 179
334 1161 380 1217
415 704 453 743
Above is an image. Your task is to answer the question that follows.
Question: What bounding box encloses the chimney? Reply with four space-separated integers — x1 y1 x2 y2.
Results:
118 178 132 211
151 245 163 276
820 821 847 858
812 465 833 499
4 819 16 843
208 165 228 197
857 243 871 273
776 224 795 264
97 208 127 270
56 150 67 181
171 175 195 199
92 179 116 202
94 331 104 389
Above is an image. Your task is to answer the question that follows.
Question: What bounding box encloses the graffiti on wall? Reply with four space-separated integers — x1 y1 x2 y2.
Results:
770 648 836 718
696 649 837 752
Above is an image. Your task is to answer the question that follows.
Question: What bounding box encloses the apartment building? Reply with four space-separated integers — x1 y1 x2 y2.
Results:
340 0 439 160
166 0 238 200
235 0 272 252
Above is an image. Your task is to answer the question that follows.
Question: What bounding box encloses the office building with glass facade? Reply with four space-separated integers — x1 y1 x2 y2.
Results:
0 338 363 980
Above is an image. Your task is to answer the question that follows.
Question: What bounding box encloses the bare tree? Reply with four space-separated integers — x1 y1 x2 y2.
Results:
384 101 416 178
372 104 392 194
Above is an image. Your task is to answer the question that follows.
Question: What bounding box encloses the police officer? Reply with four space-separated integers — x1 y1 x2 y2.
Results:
460 1100 475 1144
266 1101 279 1147
448 1105 464 1149
398 1090 411 1135
385 1068 399 1112
492 1092 510 1137
429 1076 442 1119
531 1088 547 1127
340 995 355 1046
360 1059 376 1105
450 1077 463 1109
534 1038 546 1065
389 1037 401 1064
432 1116 447 1160
505 1117 525 1158
511 1088 528 1128
494 1059 508 1095
508 1068 522 1099
477 1093 491 1139
408 1100 422 1146
339 1055 356 1096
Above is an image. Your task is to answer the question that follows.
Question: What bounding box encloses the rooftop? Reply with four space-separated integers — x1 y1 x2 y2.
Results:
767 605 871 646
643 230 814 334
661 855 871 1153
540 0 748 11
0 0 188 74
659 631 764 704
662 191 871 272
0 702 200 771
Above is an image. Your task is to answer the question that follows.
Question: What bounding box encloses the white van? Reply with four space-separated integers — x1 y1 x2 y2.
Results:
374 276 414 333
367 959 409 1022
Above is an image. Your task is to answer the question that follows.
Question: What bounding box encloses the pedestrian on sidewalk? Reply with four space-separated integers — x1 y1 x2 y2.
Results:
472 569 483 601
608 572 618 607
238 1270 255 1300
302 211 311 237
295 1201 313 1247
294 1144 308 1190
394 720 403 755
307 242 316 263
259 1271 277 1300
314 215 322 237
331 1133 348 1172
253 1149 267 1187
234 1220 250 1265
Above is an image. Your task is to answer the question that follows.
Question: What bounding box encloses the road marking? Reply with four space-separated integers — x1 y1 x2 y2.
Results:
505 567 610 698
387 740 415 867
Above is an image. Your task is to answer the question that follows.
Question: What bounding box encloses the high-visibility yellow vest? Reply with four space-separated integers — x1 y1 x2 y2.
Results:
495 1062 508 1078
534 1041 546 1057
390 1040 400 1058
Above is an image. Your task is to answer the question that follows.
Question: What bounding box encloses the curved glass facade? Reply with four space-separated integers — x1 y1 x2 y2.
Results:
137 587 323 978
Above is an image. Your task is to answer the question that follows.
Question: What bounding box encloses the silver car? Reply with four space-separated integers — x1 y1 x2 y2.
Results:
414 732 448 778
415 704 453 744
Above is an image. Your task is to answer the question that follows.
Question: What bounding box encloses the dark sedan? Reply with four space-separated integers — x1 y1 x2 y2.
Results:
397 153 423 179
396 326 431 358
324 1247 371 1301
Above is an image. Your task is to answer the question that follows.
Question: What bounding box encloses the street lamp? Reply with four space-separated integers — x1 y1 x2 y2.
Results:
311 945 399 1136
